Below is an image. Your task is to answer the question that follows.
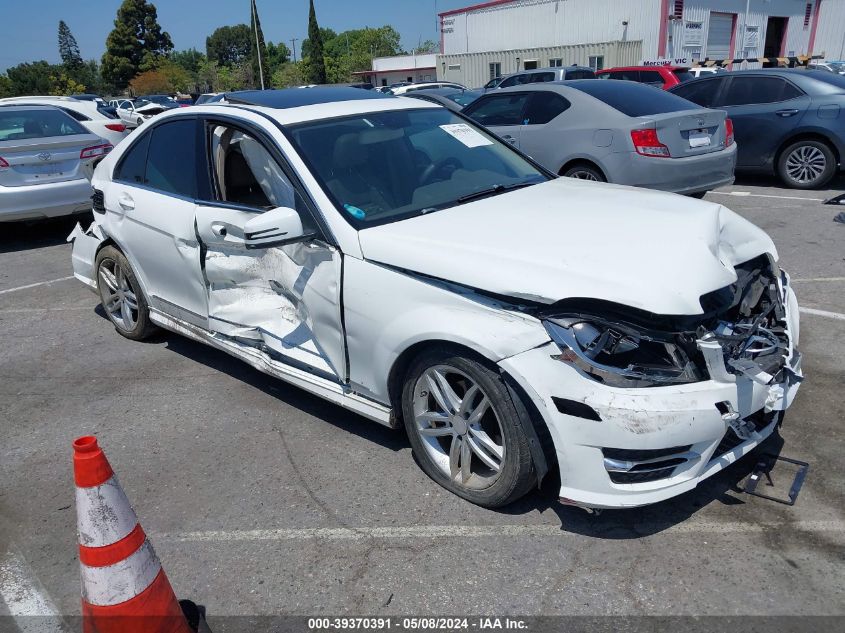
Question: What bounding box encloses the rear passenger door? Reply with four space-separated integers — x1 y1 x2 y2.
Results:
462 93 531 148
514 92 573 170
714 76 809 167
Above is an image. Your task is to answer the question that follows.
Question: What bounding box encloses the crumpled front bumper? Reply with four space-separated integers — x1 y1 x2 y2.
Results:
499 273 803 509
67 221 106 292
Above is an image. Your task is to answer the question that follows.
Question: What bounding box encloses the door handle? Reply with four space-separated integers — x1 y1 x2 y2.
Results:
117 193 134 210
502 134 517 144
776 109 799 117
211 223 227 237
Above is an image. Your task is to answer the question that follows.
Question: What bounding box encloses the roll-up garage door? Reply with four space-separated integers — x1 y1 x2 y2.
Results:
706 13 734 60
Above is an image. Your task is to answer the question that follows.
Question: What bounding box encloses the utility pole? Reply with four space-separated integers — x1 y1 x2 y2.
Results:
291 38 299 63
251 0 265 89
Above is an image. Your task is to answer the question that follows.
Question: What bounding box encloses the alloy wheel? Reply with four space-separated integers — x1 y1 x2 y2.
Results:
785 145 827 184
412 365 506 489
567 169 600 181
98 258 139 332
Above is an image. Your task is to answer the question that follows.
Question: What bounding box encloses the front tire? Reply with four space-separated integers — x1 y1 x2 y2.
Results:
777 140 836 189
95 246 156 341
401 348 537 508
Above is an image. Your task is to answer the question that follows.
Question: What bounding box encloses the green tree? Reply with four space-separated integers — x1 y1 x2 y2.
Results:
300 27 336 61
49 71 86 95
170 48 206 75
305 0 327 84
415 39 439 54
102 0 173 90
271 62 304 88
250 0 268 88
265 41 291 76
58 21 83 69
206 24 252 67
0 75 14 98
5 61 57 95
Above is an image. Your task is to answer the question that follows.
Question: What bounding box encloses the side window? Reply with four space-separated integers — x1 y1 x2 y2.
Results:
207 123 318 232
144 119 198 198
640 70 665 86
500 74 529 88
615 70 640 81
114 132 151 185
464 93 530 126
720 77 802 106
530 72 556 83
672 78 722 107
523 93 571 124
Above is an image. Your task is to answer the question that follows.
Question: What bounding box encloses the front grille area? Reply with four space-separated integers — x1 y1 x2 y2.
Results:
609 468 677 484
603 445 692 462
709 410 778 462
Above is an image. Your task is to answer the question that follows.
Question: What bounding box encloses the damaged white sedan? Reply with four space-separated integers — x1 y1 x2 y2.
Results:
69 88 802 509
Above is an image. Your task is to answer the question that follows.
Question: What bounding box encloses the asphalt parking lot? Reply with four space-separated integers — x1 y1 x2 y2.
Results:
1 175 844 625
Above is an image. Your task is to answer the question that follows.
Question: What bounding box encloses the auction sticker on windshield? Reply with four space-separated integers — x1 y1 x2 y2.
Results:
440 124 494 148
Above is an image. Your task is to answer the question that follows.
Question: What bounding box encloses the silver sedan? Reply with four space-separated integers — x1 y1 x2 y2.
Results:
462 80 737 196
0 105 111 222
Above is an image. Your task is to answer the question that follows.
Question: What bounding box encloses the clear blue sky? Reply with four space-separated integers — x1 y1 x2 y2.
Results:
0 0 472 72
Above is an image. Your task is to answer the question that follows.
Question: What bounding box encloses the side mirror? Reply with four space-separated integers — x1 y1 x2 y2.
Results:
243 206 310 249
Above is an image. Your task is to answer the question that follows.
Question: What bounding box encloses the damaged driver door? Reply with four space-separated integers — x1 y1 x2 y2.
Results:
194 120 346 382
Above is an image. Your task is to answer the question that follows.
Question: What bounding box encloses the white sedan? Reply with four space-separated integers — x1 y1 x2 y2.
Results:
69 88 802 509
110 99 168 128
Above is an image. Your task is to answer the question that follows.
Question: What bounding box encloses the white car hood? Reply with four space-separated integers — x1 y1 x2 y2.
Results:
358 178 777 315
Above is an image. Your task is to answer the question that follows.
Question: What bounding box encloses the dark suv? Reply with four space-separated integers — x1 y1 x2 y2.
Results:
670 69 845 189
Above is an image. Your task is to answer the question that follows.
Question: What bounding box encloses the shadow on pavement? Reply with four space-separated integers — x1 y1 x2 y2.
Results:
153 328 791 538
0 213 91 254
732 172 845 193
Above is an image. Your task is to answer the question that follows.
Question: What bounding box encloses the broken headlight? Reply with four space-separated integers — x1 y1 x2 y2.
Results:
543 317 702 388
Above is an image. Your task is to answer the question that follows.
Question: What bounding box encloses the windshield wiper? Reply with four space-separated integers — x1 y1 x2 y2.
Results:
456 181 537 205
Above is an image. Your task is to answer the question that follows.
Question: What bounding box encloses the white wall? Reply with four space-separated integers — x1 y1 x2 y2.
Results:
813 0 845 59
667 0 830 65
441 0 662 57
372 53 438 72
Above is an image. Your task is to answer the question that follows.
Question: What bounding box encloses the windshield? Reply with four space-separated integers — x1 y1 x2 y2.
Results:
289 108 548 227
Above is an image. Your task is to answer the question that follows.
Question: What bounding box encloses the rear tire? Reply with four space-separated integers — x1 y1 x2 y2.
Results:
562 163 606 182
777 140 836 189
401 347 537 508
95 246 156 341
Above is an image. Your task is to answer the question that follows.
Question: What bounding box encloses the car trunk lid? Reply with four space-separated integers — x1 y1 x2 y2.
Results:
637 108 727 158
0 134 97 187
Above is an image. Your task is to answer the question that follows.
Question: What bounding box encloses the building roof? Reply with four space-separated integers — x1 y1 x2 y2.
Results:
438 0 516 18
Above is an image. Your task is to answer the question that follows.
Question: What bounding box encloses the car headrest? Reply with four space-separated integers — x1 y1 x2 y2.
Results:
333 133 367 169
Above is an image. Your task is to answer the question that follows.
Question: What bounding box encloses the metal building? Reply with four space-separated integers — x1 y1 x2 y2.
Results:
353 53 438 87
437 0 842 87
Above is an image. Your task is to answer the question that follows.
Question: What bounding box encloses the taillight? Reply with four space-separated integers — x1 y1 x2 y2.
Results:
725 118 734 147
104 123 126 132
630 129 670 158
0 157 8 169
80 143 113 160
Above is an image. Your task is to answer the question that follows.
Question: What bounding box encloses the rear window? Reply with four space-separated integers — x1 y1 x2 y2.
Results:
0 108 88 141
673 69 694 82
446 90 482 106
567 80 699 116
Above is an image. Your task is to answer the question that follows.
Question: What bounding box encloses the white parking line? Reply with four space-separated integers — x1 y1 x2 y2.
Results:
162 519 845 543
0 276 74 296
709 191 825 202
792 277 845 283
799 307 845 321
0 551 66 632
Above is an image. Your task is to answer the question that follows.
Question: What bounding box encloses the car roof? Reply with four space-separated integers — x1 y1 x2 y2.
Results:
599 65 687 71
223 87 390 109
409 87 478 96
0 104 68 111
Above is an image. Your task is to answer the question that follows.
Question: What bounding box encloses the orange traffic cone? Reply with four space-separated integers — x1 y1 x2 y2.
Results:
73 435 194 633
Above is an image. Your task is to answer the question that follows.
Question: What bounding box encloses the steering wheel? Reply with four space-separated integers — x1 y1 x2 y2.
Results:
419 157 462 185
